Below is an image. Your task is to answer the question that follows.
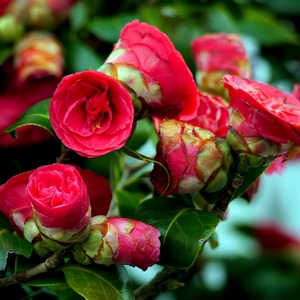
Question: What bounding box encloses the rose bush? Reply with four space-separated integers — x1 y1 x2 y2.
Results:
99 20 199 121
49 70 134 158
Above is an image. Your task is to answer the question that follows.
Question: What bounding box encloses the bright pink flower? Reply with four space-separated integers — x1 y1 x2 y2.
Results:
0 164 112 238
292 84 300 101
150 119 232 196
191 33 251 97
224 75 300 168
187 90 229 139
50 70 134 158
14 31 64 85
224 75 300 145
72 216 161 271
27 164 90 232
109 217 160 271
99 20 199 121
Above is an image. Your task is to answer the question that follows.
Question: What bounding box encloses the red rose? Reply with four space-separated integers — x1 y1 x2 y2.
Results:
191 33 251 97
150 120 232 196
187 90 229 139
224 75 300 145
0 164 112 238
99 20 198 121
50 70 134 158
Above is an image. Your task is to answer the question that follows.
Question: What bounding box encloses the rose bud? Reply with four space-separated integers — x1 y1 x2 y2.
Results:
150 119 233 196
0 163 112 252
191 33 251 98
0 14 24 42
26 164 91 250
72 216 161 271
49 70 134 158
224 75 300 169
99 20 199 121
186 90 229 139
14 31 64 85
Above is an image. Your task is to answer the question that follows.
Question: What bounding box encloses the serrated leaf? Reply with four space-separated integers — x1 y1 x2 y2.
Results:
4 99 56 138
62 263 134 300
121 146 170 194
135 197 220 268
0 229 33 271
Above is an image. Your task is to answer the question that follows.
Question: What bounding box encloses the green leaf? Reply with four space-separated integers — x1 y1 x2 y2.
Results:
135 197 220 268
0 228 33 271
232 165 267 200
87 14 140 44
4 99 56 138
125 118 152 151
64 38 104 73
115 189 142 218
238 8 300 45
121 146 170 194
62 263 134 300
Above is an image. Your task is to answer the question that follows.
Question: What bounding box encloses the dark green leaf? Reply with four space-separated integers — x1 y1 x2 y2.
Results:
125 118 152 151
135 197 220 268
115 190 142 218
238 8 300 45
62 263 134 300
232 165 267 200
87 14 140 44
4 99 56 138
0 228 32 271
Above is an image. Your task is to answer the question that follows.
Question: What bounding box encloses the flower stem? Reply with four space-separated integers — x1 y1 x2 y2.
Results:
0 250 66 288
134 267 187 300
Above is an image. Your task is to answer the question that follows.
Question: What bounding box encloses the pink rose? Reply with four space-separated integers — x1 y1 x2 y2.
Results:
50 70 134 158
109 217 160 271
72 216 161 271
0 164 112 238
150 119 233 196
224 75 300 167
191 33 251 97
187 90 229 139
99 20 199 121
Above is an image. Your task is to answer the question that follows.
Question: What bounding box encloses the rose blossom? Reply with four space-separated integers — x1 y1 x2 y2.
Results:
150 119 233 196
99 20 199 121
191 33 251 97
50 70 134 158
187 90 229 139
224 75 300 168
0 164 112 239
72 216 161 271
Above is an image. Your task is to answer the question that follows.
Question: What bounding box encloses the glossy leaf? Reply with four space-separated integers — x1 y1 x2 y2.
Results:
0 228 32 271
62 263 134 300
4 99 56 138
135 197 220 268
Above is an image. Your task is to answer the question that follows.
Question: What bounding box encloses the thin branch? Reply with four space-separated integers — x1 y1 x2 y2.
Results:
134 267 187 300
0 250 66 288
56 148 73 163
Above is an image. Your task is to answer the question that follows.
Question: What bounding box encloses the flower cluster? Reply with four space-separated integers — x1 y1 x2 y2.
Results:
1 15 300 276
